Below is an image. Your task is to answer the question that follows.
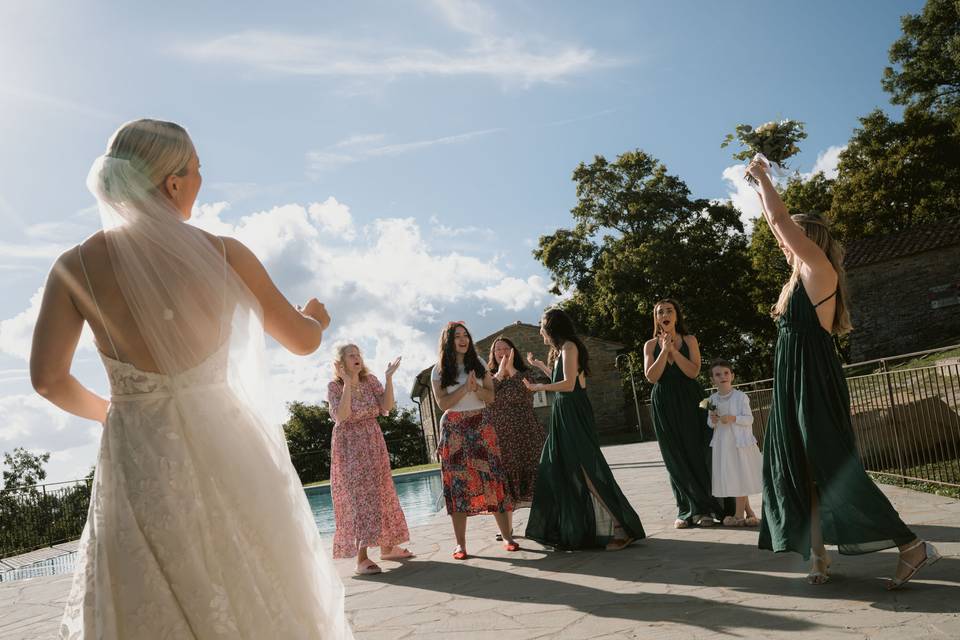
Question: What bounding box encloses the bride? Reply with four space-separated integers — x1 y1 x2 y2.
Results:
29 119 353 639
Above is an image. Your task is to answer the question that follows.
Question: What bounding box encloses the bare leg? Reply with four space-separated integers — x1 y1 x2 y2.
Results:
735 496 747 519
580 467 623 531
808 484 830 584
451 513 468 550
494 512 516 544
744 496 757 518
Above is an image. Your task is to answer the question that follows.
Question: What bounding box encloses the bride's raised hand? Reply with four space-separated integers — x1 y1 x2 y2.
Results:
385 356 402 379
302 298 331 330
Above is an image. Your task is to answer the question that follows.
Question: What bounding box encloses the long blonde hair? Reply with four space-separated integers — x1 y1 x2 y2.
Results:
332 343 371 384
772 213 853 335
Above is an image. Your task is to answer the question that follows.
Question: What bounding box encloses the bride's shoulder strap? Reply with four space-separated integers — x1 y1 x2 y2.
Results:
76 244 120 360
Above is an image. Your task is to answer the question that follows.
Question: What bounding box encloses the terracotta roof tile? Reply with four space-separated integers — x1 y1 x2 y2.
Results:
844 217 960 269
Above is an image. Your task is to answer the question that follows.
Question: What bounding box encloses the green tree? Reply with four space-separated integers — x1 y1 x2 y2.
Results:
283 401 335 484
882 0 960 116
536 150 771 386
281 401 428 484
830 108 960 240
2 447 51 490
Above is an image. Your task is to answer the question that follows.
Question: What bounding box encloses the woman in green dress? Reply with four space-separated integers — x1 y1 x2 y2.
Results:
644 299 730 529
523 308 645 551
747 157 940 589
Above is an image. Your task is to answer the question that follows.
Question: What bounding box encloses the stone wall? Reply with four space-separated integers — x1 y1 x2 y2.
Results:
847 247 960 362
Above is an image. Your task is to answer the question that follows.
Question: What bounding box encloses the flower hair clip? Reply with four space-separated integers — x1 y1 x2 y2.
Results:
447 320 466 327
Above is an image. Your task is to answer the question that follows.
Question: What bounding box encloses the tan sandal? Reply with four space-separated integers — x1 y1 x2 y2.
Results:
743 515 760 527
722 516 745 527
674 518 689 529
380 547 415 561
354 559 382 575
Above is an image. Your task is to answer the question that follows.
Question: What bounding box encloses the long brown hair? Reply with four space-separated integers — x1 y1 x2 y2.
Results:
652 298 689 337
772 213 853 335
486 336 529 373
541 308 590 376
437 322 486 388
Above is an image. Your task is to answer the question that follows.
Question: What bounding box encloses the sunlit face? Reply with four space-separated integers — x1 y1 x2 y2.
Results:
492 339 511 363
341 346 364 374
711 366 734 389
170 154 202 221
539 321 550 345
453 326 470 355
655 303 677 333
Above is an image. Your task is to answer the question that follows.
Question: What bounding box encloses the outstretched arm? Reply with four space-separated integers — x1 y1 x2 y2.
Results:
527 342 579 393
223 237 328 355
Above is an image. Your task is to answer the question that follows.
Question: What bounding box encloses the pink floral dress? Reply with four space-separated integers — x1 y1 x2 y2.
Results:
327 376 409 558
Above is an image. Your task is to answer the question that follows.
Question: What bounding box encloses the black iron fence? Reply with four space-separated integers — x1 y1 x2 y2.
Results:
0 479 92 558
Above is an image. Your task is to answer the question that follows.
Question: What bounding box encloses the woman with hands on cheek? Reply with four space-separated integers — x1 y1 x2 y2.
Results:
328 344 413 575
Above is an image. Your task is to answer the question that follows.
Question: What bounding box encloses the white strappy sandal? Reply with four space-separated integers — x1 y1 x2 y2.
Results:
886 540 941 590
806 551 831 585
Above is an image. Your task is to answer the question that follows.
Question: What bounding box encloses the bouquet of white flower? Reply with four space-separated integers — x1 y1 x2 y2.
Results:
721 119 806 187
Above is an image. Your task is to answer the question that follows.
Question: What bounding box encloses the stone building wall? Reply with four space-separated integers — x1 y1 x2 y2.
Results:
847 248 960 362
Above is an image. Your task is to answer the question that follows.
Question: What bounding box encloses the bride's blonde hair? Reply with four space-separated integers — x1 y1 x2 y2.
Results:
333 343 371 384
105 119 194 188
772 213 853 335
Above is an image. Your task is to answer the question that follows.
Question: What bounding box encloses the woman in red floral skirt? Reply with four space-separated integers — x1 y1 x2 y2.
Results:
431 322 517 559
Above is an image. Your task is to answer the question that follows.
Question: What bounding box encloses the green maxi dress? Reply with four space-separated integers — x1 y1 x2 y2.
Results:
651 340 730 524
525 355 646 549
759 282 915 559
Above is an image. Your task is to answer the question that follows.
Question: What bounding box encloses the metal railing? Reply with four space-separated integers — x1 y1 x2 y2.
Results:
0 479 92 558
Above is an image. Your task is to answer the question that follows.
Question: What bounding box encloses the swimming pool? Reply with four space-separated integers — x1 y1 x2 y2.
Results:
0 469 443 583
305 468 444 535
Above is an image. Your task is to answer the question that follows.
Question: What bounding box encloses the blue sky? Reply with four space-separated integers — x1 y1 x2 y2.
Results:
0 0 922 481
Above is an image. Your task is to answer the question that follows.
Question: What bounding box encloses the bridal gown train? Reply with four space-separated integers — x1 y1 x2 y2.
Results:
59 336 352 638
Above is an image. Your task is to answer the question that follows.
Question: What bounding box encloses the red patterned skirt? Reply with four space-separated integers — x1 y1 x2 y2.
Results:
438 410 513 515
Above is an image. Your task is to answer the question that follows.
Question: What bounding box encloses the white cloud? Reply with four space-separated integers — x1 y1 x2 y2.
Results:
0 287 44 361
176 1 615 88
308 197 355 240
721 164 763 230
0 240 68 260
306 128 503 175
477 275 550 311
805 145 846 180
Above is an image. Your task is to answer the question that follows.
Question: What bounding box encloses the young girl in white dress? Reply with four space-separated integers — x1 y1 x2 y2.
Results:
706 359 762 527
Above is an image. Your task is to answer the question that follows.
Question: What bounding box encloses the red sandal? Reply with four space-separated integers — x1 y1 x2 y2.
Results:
503 541 521 552
452 546 468 560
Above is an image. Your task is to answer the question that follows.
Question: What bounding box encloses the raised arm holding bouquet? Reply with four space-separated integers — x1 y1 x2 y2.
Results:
722 119 807 187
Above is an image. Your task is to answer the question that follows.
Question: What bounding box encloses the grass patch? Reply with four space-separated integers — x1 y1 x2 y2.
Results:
889 345 960 371
869 458 960 500
302 462 440 488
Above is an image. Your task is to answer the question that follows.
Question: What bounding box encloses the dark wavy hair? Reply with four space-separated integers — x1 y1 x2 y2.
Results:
486 336 529 374
652 298 689 337
541 308 590 376
438 322 486 388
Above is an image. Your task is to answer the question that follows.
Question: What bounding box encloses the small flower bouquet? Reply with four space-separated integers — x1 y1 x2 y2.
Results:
721 119 806 187
698 398 717 412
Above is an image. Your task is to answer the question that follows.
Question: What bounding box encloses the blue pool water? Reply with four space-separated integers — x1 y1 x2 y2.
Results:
0 469 443 583
306 469 444 536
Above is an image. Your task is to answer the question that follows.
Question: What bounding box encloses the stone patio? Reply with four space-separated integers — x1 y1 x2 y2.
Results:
2 441 958 639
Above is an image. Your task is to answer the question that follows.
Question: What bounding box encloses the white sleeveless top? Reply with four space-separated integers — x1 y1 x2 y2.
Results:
432 363 486 412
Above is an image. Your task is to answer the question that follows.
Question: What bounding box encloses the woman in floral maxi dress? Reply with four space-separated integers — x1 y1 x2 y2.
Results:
484 336 547 539
328 344 413 575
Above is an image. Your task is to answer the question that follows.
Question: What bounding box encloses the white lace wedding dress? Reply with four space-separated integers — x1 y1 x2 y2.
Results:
59 338 352 639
